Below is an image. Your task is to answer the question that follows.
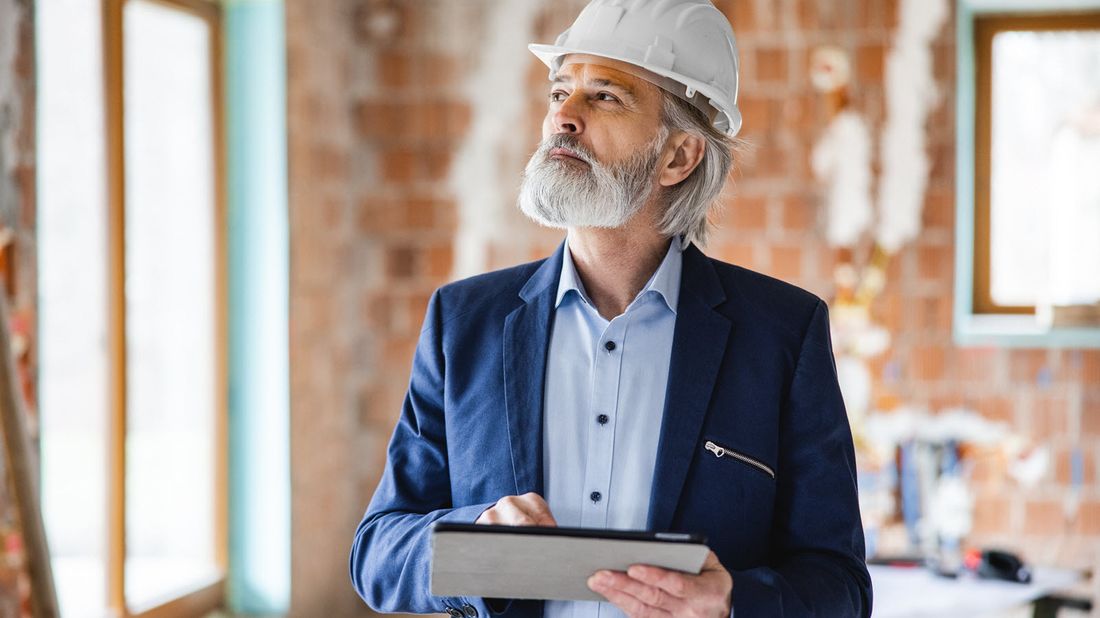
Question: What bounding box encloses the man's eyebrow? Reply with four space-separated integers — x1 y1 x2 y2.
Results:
550 74 638 100
590 78 636 97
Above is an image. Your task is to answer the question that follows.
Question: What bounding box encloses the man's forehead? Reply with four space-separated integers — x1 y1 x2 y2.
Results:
553 55 657 92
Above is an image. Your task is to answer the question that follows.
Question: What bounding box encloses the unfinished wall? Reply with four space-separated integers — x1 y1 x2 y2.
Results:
287 0 487 614
288 1 1100 615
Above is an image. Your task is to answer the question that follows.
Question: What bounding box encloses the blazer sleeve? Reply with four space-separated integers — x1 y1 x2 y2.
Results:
349 289 497 615
730 300 873 617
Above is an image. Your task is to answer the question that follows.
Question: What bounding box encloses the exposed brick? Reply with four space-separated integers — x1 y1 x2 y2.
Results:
712 241 755 268
769 245 803 281
738 95 780 134
972 493 1011 535
424 149 454 181
914 295 953 332
377 49 411 89
910 345 946 381
1031 395 1069 441
922 188 954 230
1009 349 1053 386
421 52 463 90
780 193 814 233
951 347 998 384
401 197 441 230
1054 445 1096 487
1082 351 1100 384
917 242 952 282
1084 395 1100 436
976 396 1015 424
1024 499 1065 536
1079 500 1100 535
386 246 417 279
730 195 769 231
380 147 417 183
856 44 886 84
754 47 789 84
424 244 453 279
384 337 419 370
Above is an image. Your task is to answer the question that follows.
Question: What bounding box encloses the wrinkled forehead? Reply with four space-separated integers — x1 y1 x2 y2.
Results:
554 54 663 94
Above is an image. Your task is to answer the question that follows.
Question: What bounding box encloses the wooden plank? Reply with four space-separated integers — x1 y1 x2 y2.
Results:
102 0 128 611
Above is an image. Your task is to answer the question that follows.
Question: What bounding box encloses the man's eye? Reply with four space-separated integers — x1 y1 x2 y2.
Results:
596 92 620 103
549 91 568 102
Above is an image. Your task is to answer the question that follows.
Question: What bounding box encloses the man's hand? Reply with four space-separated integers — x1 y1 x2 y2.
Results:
475 492 557 526
587 550 733 618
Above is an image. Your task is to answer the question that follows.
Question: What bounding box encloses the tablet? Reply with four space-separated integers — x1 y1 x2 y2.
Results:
430 523 710 602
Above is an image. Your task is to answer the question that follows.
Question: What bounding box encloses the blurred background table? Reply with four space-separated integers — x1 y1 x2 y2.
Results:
869 564 1088 617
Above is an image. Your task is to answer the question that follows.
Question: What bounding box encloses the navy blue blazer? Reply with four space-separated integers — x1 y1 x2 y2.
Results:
350 241 871 617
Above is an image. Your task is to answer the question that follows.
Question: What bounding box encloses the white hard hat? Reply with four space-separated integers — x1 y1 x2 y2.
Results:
529 0 742 136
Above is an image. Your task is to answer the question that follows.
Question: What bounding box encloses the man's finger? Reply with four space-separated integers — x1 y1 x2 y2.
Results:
588 572 672 618
588 570 683 614
626 565 693 599
516 493 557 526
501 501 538 525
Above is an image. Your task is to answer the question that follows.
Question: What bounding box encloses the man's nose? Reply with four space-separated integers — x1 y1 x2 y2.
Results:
552 94 585 134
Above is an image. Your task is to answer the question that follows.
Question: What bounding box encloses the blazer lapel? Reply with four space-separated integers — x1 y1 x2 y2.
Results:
502 242 565 497
648 244 731 532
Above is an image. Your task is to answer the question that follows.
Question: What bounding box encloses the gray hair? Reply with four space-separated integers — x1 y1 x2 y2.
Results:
655 93 742 247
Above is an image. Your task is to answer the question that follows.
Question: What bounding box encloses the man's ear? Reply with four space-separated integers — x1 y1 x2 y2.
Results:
658 131 706 187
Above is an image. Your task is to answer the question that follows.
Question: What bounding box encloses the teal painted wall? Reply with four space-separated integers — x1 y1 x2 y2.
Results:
224 0 290 611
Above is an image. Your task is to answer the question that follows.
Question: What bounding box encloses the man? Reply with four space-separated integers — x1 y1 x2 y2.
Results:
350 1 871 616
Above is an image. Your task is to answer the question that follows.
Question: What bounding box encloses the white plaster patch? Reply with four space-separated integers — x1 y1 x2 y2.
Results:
813 109 874 248
449 0 546 278
875 0 949 253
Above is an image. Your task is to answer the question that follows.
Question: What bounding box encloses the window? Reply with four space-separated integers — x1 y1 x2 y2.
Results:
973 12 1100 317
955 0 1100 346
38 0 227 615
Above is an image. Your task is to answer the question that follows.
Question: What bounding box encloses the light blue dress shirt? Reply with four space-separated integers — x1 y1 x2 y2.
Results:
542 235 683 618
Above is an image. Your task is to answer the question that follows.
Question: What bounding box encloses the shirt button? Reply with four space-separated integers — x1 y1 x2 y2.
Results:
590 491 602 503
597 414 609 425
604 340 617 352
462 604 479 617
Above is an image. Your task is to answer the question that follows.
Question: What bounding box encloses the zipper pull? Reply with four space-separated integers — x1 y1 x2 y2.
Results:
705 440 725 458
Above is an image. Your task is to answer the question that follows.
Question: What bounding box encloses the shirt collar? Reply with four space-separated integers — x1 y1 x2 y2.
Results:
554 235 684 314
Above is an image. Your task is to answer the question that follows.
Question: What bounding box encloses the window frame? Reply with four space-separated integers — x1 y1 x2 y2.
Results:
954 0 1100 347
972 10 1100 316
102 0 228 614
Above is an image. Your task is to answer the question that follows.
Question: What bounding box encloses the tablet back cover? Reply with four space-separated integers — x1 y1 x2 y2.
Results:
430 528 709 602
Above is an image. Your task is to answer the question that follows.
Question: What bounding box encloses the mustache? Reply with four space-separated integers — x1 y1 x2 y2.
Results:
533 134 599 166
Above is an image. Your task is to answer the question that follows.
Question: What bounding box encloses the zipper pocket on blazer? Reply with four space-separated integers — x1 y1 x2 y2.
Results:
704 440 775 479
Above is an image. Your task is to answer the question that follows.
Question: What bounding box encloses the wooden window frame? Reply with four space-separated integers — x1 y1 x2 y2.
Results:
102 0 228 615
972 10 1100 315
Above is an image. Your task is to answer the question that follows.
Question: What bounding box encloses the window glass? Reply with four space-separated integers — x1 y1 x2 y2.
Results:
990 30 1100 307
122 0 220 608
36 0 110 614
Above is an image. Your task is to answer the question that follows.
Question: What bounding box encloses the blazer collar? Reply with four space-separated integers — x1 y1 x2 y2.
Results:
502 241 564 496
518 241 565 303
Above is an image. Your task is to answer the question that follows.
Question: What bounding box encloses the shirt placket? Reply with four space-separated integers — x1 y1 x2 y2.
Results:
579 314 629 529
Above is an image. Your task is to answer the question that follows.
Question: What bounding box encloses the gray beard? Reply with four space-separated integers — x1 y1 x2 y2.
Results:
518 131 666 230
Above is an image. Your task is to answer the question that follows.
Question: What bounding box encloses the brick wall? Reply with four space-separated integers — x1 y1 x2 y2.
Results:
290 1 1100 614
286 0 362 614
